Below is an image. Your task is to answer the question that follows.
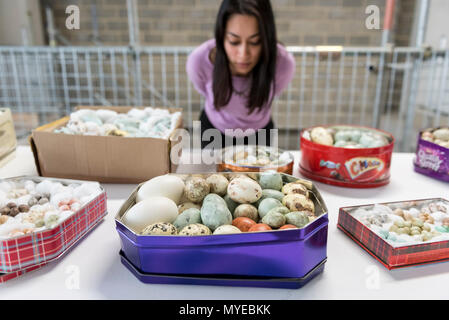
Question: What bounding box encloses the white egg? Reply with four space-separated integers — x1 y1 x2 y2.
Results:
122 196 179 233
136 175 185 204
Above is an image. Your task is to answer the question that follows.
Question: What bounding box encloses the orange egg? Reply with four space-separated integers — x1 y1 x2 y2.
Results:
279 224 298 230
248 223 272 232
232 217 256 232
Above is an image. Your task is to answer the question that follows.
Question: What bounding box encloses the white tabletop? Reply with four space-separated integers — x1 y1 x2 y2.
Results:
0 146 448 300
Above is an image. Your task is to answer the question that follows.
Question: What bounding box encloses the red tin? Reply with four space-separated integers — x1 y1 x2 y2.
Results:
338 198 449 269
0 176 107 274
299 125 394 188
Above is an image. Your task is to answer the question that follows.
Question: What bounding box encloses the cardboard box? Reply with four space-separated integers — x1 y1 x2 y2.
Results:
338 198 449 270
30 106 183 183
0 108 17 167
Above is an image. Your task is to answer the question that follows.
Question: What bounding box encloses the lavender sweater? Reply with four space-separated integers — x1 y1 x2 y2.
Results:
186 39 296 135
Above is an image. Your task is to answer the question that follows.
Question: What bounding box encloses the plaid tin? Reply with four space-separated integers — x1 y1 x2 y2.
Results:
0 177 107 274
338 198 449 270
0 262 47 283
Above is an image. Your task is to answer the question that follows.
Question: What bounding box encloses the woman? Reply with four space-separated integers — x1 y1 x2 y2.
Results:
186 0 295 149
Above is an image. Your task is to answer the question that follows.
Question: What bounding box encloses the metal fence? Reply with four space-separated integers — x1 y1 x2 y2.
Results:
0 45 448 152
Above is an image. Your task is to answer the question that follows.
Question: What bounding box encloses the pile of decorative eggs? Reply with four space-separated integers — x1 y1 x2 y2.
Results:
304 126 390 149
121 172 320 236
351 200 449 246
0 179 102 239
54 107 181 139
421 127 449 149
223 146 293 167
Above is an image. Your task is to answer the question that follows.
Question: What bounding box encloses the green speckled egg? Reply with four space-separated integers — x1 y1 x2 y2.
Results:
258 172 283 191
265 206 290 219
285 211 309 228
258 198 283 219
173 208 202 230
261 211 286 228
200 194 232 231
223 194 239 213
255 189 285 207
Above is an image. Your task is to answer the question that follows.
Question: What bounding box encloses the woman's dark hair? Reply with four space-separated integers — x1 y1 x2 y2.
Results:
213 0 277 114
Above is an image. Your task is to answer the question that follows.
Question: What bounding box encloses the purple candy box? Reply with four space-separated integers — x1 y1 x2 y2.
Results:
115 172 329 288
414 131 449 182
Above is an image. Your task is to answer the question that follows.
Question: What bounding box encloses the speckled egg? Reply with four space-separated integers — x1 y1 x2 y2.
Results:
141 222 177 235
179 223 211 236
223 194 239 213
232 217 256 232
282 194 315 213
258 172 283 191
258 198 283 219
285 211 310 228
184 177 210 203
261 211 286 228
433 128 449 141
227 178 262 204
206 174 229 196
200 194 232 231
122 196 178 233
279 224 298 230
213 225 242 235
310 127 333 146
248 223 272 232
265 205 289 217
173 208 202 230
281 182 309 197
255 189 285 207
178 202 201 214
233 204 258 221
136 175 185 204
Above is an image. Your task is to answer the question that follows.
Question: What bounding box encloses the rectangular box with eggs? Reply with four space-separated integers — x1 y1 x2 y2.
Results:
337 198 449 270
0 176 107 275
29 106 183 184
115 172 329 288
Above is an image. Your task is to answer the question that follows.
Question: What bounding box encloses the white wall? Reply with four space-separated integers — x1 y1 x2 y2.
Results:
424 0 449 48
0 0 45 45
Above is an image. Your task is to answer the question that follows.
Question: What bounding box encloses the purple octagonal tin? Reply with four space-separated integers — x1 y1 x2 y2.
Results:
115 173 328 284
414 131 449 182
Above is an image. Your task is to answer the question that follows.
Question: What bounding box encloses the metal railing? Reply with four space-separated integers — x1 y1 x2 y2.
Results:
0 45 448 151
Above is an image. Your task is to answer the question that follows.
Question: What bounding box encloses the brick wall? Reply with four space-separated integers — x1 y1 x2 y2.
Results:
45 0 416 47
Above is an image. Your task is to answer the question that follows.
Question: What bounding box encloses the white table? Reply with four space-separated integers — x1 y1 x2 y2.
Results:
0 146 448 300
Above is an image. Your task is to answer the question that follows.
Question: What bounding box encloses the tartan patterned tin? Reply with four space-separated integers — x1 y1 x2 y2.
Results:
413 130 449 182
0 262 47 283
338 198 449 270
0 176 107 274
